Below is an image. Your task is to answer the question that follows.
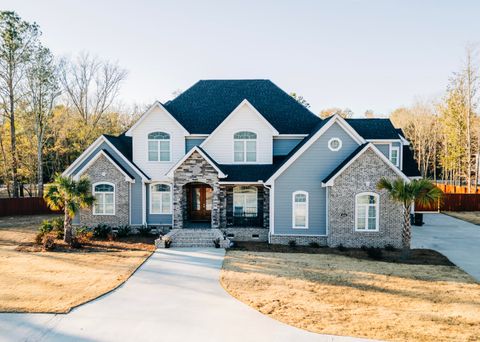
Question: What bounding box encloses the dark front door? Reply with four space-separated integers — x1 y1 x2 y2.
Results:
187 184 212 222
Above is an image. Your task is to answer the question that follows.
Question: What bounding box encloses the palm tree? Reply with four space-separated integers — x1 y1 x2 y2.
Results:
44 174 95 245
377 178 443 249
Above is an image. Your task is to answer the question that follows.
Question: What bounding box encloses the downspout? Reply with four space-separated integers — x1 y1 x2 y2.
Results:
263 182 273 244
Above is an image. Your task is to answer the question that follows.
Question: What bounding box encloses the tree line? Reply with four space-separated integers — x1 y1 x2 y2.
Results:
0 11 141 198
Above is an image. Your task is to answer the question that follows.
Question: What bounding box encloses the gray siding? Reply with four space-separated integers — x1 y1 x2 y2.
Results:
372 142 403 169
146 184 173 225
273 138 302 156
274 123 360 236
185 138 205 153
70 141 144 225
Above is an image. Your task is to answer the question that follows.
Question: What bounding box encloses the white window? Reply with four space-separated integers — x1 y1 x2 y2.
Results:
234 131 257 162
233 186 258 217
390 146 400 167
148 132 170 162
292 191 308 228
328 137 342 151
355 192 379 231
93 183 115 215
150 184 172 214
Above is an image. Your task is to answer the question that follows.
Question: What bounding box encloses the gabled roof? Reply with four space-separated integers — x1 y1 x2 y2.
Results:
322 143 410 186
164 80 321 134
166 146 227 178
73 149 135 182
346 118 401 140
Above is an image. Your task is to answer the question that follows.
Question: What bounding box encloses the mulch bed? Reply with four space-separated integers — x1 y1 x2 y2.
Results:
230 241 454 266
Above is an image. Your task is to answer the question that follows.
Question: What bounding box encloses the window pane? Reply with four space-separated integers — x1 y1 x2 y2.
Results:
295 194 306 202
246 141 256 152
357 216 366 229
105 203 114 214
153 184 170 192
234 152 244 162
246 152 256 162
357 195 369 204
234 131 256 139
159 152 170 161
233 194 244 216
368 206 376 218
159 141 170 151
94 194 103 213
205 188 212 211
234 141 244 152
94 184 114 192
368 218 376 230
357 206 366 219
161 193 171 213
104 193 114 204
151 194 161 213
148 132 170 140
148 141 158 161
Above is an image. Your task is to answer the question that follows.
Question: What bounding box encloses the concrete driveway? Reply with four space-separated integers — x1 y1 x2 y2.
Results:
0 248 367 342
412 213 480 281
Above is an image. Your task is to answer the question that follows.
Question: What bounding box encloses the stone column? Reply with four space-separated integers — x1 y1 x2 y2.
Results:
173 182 184 229
211 183 221 228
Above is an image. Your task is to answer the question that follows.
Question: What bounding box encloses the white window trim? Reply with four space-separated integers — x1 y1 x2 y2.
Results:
292 190 309 229
390 145 400 167
92 182 115 216
328 137 342 151
149 183 172 214
354 192 379 232
147 131 172 163
233 130 258 163
233 186 258 217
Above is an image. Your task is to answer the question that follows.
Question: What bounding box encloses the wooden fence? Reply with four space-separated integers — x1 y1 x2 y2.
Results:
434 183 480 194
0 197 60 216
416 194 480 212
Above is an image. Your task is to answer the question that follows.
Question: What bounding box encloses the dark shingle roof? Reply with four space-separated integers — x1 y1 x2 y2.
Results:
402 146 421 177
346 119 400 139
103 134 150 179
164 80 321 134
219 156 288 182
322 144 369 184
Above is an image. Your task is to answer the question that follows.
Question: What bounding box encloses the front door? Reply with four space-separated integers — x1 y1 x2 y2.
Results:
187 184 212 222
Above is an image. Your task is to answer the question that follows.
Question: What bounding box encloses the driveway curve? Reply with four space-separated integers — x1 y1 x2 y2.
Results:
0 248 367 342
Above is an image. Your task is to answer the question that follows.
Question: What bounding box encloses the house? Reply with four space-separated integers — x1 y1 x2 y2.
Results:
63 80 420 248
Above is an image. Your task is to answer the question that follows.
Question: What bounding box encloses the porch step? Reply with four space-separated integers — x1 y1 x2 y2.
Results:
155 229 231 248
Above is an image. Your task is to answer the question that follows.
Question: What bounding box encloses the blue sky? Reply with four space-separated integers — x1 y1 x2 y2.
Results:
4 0 480 116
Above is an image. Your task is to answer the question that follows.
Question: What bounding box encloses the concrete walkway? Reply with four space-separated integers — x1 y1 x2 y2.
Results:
412 213 480 281
0 248 367 342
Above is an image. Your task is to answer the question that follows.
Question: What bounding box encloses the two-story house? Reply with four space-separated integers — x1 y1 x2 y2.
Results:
63 80 420 247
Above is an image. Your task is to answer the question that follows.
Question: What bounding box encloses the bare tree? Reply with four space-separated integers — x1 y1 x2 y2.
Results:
26 45 60 197
0 11 39 197
464 45 478 192
319 107 353 119
59 52 127 139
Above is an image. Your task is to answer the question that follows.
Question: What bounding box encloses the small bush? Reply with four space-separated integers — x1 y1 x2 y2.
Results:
35 232 44 245
39 220 53 235
116 225 132 238
366 247 383 260
70 236 82 249
76 226 93 243
385 244 396 251
37 218 64 242
93 224 112 239
137 225 151 236
163 237 172 248
288 240 297 248
50 217 64 239
308 242 320 248
337 244 347 252
213 237 221 248
42 234 56 251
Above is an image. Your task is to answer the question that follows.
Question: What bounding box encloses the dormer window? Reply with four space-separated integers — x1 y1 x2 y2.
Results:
148 131 170 162
234 131 257 162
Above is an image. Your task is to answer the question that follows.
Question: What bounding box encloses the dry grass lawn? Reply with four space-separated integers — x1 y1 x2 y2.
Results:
444 211 480 225
221 250 480 342
0 215 154 313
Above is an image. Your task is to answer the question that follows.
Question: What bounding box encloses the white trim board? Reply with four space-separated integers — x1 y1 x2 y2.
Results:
199 99 279 149
166 146 227 178
322 143 410 187
266 114 366 184
125 101 189 136
72 150 135 183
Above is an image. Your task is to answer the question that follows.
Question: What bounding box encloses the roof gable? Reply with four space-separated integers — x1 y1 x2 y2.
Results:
164 80 321 134
346 118 400 140
73 150 135 182
166 146 227 178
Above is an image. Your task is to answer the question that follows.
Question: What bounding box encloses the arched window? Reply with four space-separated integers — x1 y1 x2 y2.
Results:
234 131 257 162
355 192 379 231
233 186 258 217
292 191 308 228
148 131 170 162
150 183 172 214
93 183 115 215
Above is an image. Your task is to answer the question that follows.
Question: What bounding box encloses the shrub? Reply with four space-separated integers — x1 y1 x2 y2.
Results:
385 244 396 251
288 240 297 248
93 224 112 239
39 220 53 235
337 244 347 252
137 225 151 236
76 226 93 243
34 232 44 245
163 237 172 248
309 242 320 248
42 234 56 251
116 225 132 238
213 238 221 248
70 236 82 249
37 218 64 242
360 245 368 251
366 247 383 260
50 217 64 239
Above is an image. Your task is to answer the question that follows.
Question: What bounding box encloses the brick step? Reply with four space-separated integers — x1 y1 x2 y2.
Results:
155 228 230 248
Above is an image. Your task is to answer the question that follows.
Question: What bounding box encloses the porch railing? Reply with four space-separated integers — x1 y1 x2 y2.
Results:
232 211 263 227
